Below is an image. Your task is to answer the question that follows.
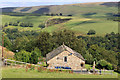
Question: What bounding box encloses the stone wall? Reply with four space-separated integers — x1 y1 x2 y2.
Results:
47 51 85 70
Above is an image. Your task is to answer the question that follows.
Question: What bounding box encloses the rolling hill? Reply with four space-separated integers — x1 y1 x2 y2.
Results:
1 2 119 36
2 2 118 16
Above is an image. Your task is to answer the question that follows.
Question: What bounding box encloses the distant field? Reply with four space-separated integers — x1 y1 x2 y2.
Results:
3 2 117 16
2 14 118 36
2 2 118 36
2 67 118 78
2 15 51 27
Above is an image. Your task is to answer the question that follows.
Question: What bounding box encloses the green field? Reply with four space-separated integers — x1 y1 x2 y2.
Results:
8 2 118 16
2 67 118 78
2 14 118 36
2 2 118 36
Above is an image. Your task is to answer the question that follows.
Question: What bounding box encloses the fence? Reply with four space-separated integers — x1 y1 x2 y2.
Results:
3 59 118 76
73 69 118 75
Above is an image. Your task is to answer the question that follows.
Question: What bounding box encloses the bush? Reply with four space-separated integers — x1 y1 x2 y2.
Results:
107 63 113 70
28 23 33 27
37 67 43 72
13 22 19 26
87 30 96 35
67 15 72 16
27 64 31 68
84 51 94 64
38 23 45 29
30 65 35 70
9 22 13 26
20 22 33 27
97 60 113 70
30 51 38 64
4 23 8 27
60 13 62 16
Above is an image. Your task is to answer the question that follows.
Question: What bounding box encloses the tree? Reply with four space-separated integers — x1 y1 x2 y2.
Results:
30 51 38 64
13 22 18 26
4 35 12 50
67 14 72 16
34 47 42 57
107 63 113 70
60 13 62 16
88 44 102 60
87 30 96 35
38 23 45 29
96 59 113 70
35 32 53 57
14 50 31 63
84 51 94 64
97 60 108 69
28 23 33 27
9 22 13 26
4 23 8 27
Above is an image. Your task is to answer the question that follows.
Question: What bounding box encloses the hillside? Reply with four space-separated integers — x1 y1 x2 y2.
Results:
0 46 14 59
1 2 118 35
2 2 118 16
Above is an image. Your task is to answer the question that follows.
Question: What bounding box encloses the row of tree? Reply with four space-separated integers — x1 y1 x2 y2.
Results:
4 22 34 27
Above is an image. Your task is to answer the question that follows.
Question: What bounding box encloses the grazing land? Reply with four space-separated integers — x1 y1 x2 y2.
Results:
2 67 118 78
2 14 118 35
2 2 118 35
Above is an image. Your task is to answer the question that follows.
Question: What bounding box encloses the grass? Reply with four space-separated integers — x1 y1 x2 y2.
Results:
2 14 118 36
2 67 118 78
2 2 118 36
13 2 117 16
2 15 51 28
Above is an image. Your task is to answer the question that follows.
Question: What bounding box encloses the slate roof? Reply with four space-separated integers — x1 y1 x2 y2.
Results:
46 44 85 61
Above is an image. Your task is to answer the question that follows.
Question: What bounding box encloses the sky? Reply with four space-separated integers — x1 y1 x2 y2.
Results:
0 0 119 8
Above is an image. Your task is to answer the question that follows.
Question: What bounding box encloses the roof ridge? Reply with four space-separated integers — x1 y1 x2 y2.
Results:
46 44 85 61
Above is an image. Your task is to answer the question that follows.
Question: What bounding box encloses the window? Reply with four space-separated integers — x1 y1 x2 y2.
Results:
56 57 59 60
81 63 84 67
64 56 67 62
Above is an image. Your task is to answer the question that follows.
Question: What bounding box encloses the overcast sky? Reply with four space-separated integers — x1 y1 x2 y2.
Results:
0 0 119 8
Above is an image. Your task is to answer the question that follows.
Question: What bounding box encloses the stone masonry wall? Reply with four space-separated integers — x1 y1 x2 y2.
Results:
47 51 85 70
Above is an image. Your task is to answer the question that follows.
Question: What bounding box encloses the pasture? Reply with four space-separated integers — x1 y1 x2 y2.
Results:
2 67 118 78
2 14 118 36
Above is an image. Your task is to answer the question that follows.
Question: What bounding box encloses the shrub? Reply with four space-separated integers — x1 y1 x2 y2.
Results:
60 13 62 16
37 67 42 72
13 22 18 26
28 23 33 27
107 63 113 70
4 23 8 27
27 64 31 68
20 22 33 27
30 65 35 70
38 23 45 29
30 51 38 64
9 22 13 26
97 60 113 70
84 51 94 64
67 15 72 16
87 30 96 35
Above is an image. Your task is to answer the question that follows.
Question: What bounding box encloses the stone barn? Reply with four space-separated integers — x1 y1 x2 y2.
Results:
46 44 85 70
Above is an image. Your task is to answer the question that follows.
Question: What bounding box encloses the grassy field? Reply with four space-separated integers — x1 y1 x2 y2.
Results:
2 67 118 78
8 2 118 16
2 2 118 36
2 14 118 36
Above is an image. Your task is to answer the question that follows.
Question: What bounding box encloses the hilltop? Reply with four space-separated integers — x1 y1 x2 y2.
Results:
2 2 118 16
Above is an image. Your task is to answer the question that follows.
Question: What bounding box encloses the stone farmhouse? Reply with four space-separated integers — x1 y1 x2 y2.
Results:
46 44 85 70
